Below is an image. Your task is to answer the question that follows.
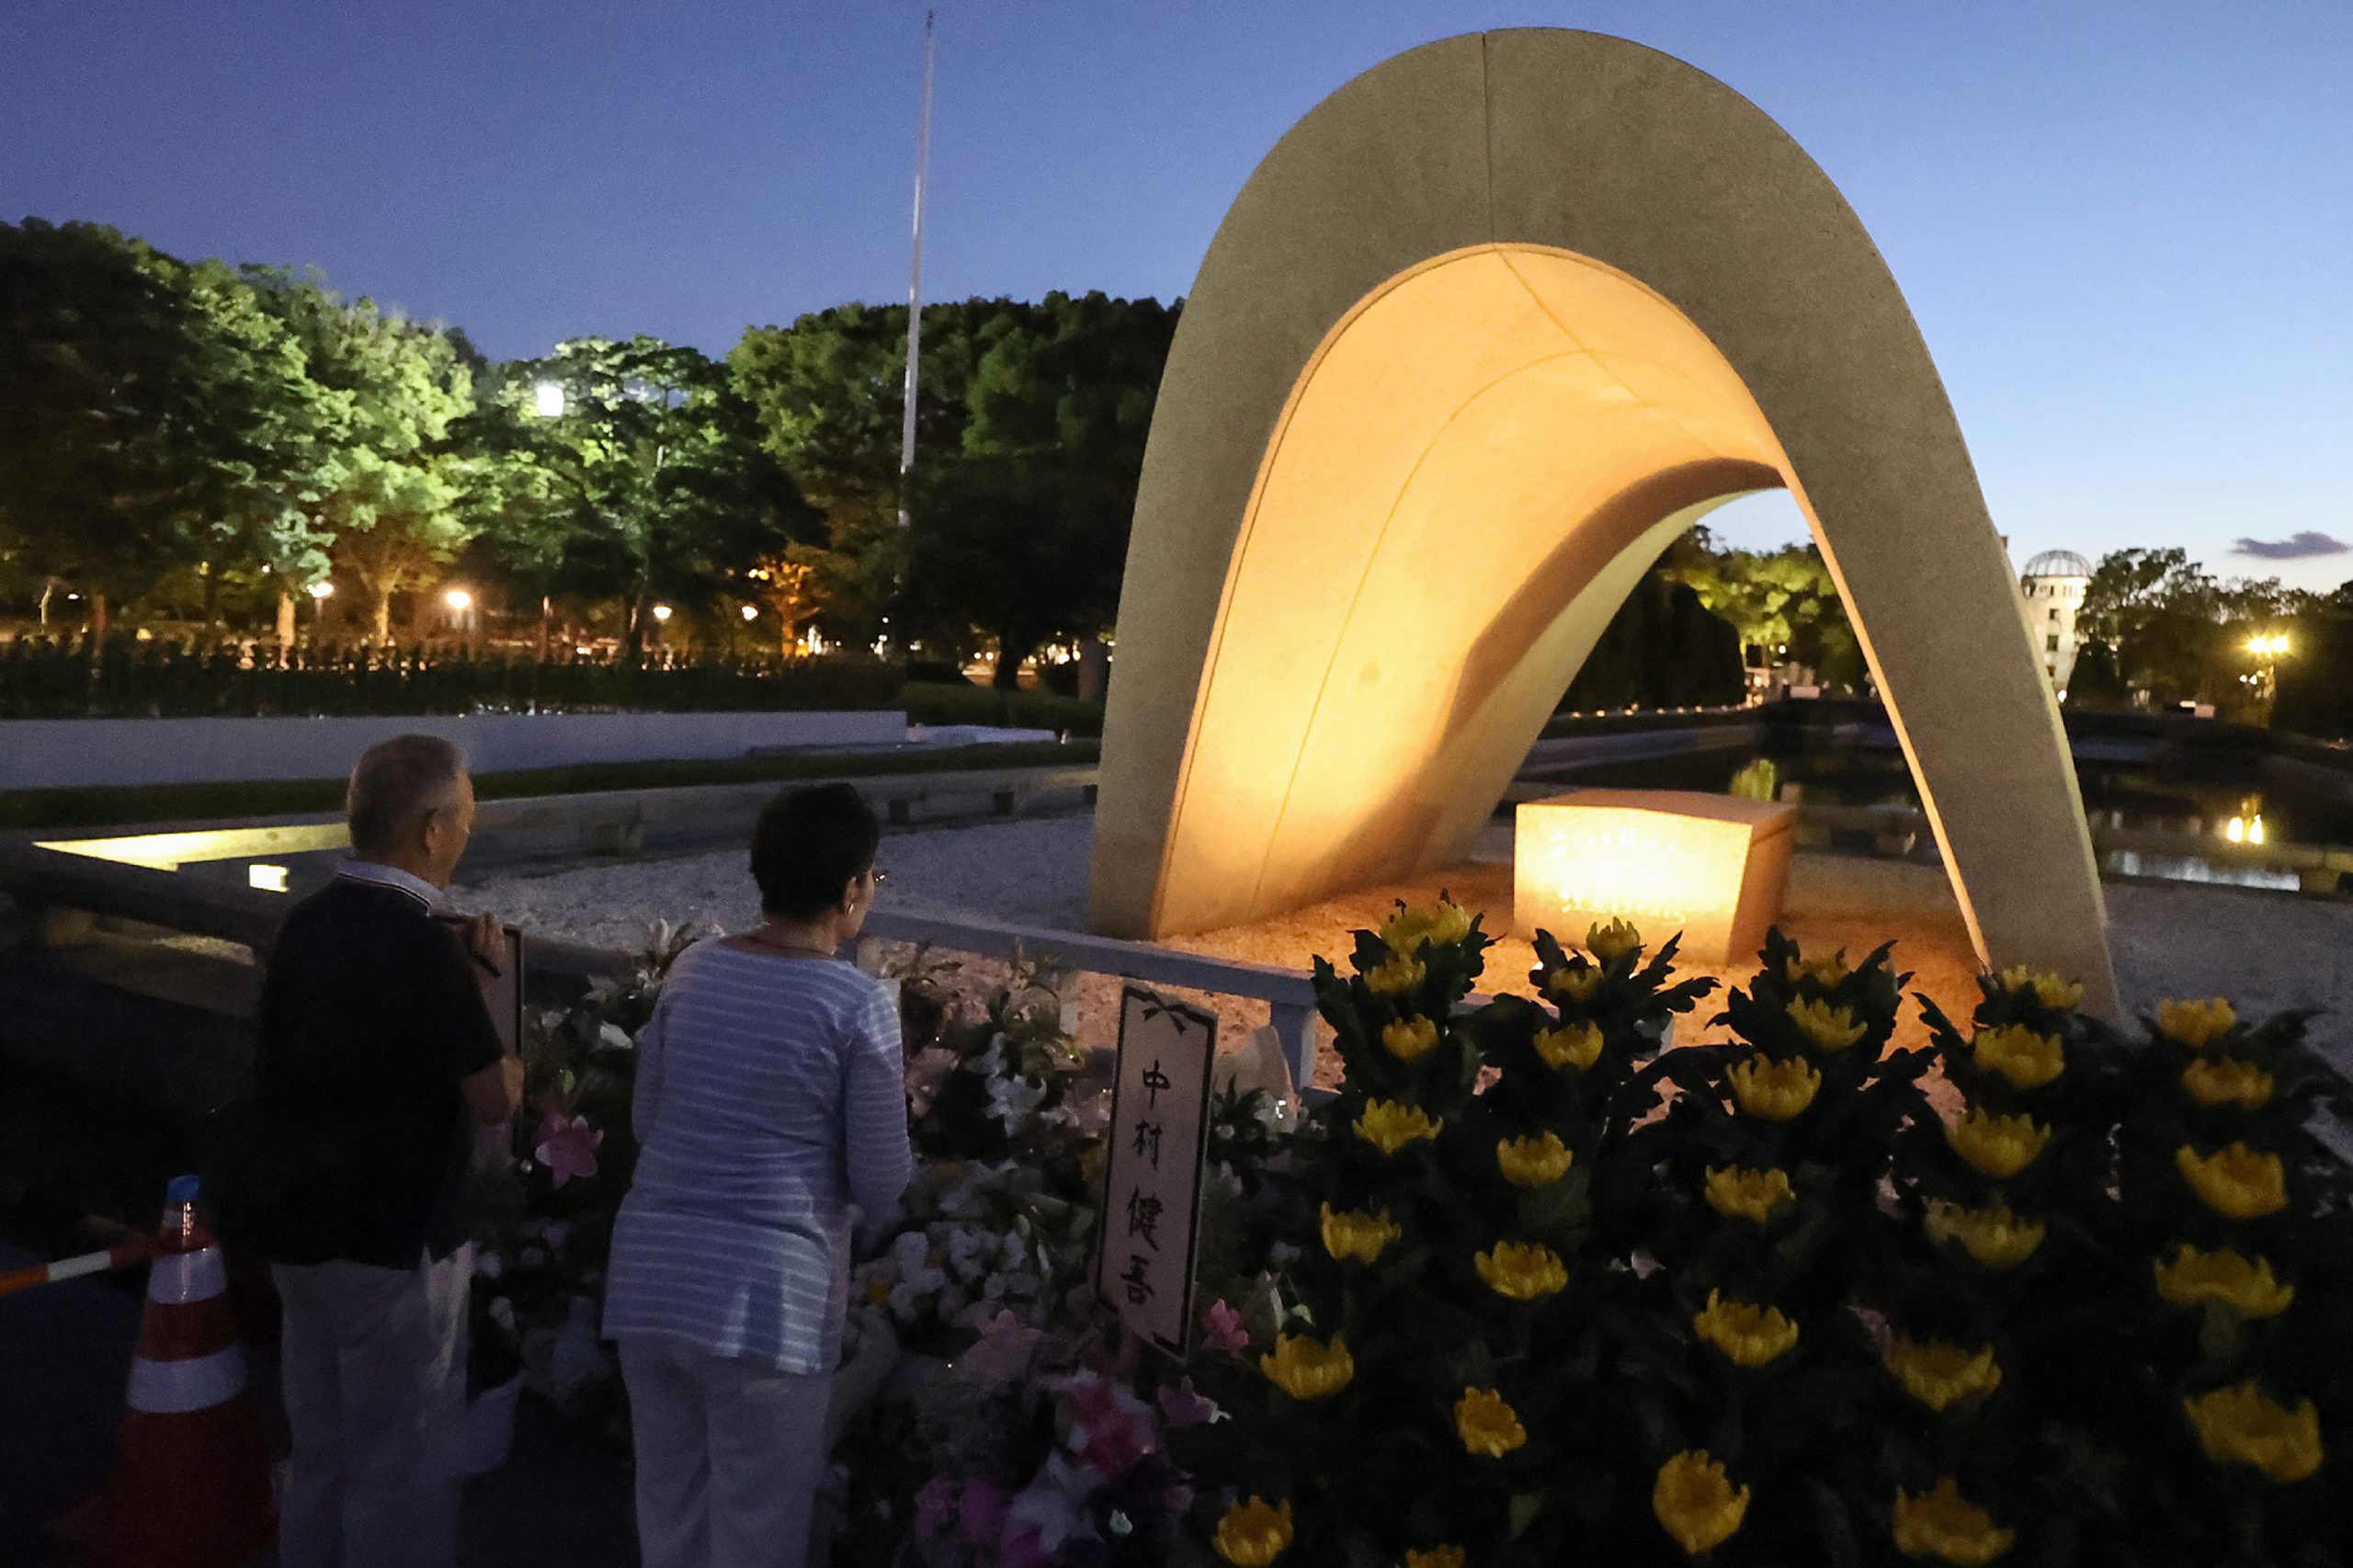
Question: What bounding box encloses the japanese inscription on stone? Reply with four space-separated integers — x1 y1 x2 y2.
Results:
1096 983 1218 1355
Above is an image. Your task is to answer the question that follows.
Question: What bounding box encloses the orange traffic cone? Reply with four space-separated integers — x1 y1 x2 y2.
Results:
53 1175 275 1568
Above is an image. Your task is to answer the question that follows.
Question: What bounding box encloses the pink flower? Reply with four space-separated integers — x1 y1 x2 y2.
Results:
532 1113 603 1188
961 1309 1044 1386
1001 1455 1096 1562
1201 1298 1249 1354
1156 1377 1225 1430
1062 1373 1155 1477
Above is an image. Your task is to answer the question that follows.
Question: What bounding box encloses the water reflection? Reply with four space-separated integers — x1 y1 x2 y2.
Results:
2101 851 2298 892
1552 739 2350 895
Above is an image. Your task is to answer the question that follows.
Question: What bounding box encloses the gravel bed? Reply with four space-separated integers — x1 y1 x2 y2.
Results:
460 812 2353 1074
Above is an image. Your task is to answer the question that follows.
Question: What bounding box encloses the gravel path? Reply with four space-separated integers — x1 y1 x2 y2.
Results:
460 812 2353 1070
460 813 1094 950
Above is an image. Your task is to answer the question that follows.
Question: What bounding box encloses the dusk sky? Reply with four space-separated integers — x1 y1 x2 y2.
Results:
6 1 2349 586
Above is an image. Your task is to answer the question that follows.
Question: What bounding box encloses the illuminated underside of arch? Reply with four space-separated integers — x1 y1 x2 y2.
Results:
1087 28 2117 1013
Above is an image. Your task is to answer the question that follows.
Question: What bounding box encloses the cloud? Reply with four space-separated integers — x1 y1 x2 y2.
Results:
2232 531 2348 562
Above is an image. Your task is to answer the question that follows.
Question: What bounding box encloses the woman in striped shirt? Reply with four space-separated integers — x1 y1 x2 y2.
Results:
604 783 913 1568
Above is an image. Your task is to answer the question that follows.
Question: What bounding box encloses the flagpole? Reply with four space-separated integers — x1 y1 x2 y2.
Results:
897 8 936 530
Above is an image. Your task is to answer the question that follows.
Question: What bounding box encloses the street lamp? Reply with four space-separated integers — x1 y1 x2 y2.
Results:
307 582 335 601
444 588 473 613
651 604 674 624
740 604 759 621
2244 631 2290 706
533 381 565 419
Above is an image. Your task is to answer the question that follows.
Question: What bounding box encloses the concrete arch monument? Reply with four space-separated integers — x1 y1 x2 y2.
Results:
1087 28 2118 1013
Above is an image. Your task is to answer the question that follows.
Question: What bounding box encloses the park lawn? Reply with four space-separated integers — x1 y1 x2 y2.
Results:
0 740 1099 833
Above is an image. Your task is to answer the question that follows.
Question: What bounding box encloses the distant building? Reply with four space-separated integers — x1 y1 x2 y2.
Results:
2018 549 2091 693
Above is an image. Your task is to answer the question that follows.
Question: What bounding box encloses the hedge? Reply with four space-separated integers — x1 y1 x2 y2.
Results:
0 639 902 719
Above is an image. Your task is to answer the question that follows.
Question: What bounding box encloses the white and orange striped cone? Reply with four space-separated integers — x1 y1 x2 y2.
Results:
53 1176 274 1568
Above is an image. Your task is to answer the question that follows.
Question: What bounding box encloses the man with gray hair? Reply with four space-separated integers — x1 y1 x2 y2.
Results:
245 733 522 1568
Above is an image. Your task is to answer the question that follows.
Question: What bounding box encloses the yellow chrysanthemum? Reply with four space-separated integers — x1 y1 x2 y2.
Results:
1364 954 1426 996
1213 1496 1295 1566
1971 1024 2064 1090
1534 1020 1603 1072
1945 1108 2050 1180
1258 1333 1354 1401
1787 996 1868 1052
1704 1165 1795 1223
1883 1338 2002 1414
2157 997 2237 1050
1652 1450 1750 1557
1403 1550 1466 1568
1354 1099 1442 1156
1547 964 1604 1005
2182 1056 2274 1110
1786 951 1850 989
1691 1290 1799 1367
1727 1053 1822 1120
1380 899 1474 957
1997 965 2083 1011
1474 1240 1569 1301
1892 1478 2015 1566
2154 1244 2294 1317
2176 1142 2288 1221
2183 1383 2324 1483
1381 1016 1440 1063
1318 1203 1400 1265
1496 1131 1574 1187
1924 1201 2046 1270
1453 1387 1528 1458
1586 918 1642 963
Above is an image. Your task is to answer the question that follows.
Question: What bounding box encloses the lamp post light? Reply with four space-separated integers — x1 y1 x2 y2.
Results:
533 381 566 419
740 604 759 621
301 579 335 648
443 586 477 648
2244 631 2290 706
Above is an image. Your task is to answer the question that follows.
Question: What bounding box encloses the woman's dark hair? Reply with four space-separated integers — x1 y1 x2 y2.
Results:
750 783 881 920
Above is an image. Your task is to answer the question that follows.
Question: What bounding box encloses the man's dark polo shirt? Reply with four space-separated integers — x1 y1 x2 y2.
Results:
247 873 504 1267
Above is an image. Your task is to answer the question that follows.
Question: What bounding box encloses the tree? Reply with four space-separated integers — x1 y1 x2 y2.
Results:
194 265 350 642
730 297 1065 653
483 337 817 652
239 272 478 642
1660 531 1867 691
905 293 1177 685
2064 638 2131 710
1562 572 1746 710
0 221 311 642
2259 580 2349 737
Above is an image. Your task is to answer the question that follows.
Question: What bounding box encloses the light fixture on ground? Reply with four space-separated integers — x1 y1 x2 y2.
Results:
1515 789 1797 965
533 382 565 419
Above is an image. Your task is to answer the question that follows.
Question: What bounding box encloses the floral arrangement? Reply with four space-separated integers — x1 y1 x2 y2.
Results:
893 1318 1211 1568
1171 903 2353 1566
829 959 1298 1566
466 921 689 1439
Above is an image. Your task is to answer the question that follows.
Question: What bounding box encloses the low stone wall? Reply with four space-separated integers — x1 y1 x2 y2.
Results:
0 710 907 790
